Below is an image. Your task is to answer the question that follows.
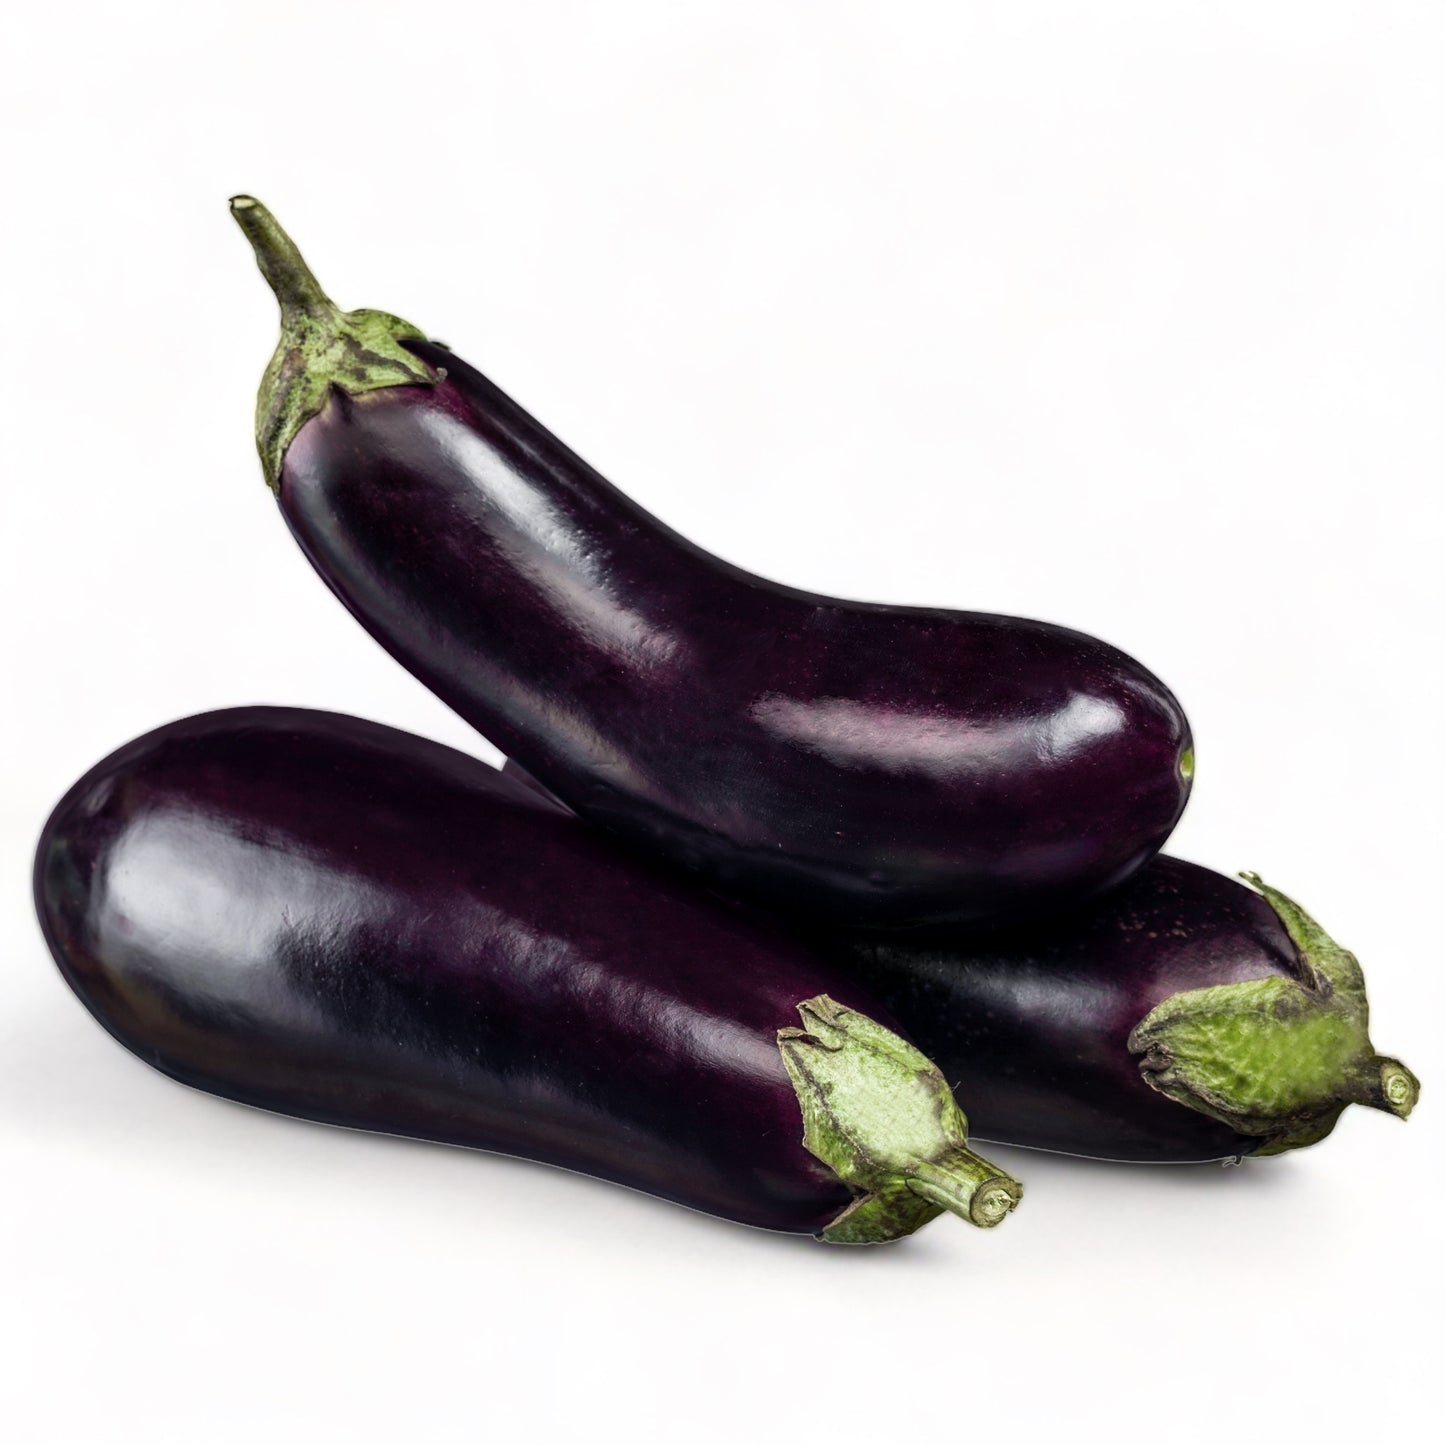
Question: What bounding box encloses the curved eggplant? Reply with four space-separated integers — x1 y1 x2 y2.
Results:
33 707 1021 1243
228 196 1193 930
817 857 1420 1161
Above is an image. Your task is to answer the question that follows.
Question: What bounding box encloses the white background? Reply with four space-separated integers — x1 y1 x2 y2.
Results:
2 3 1441 1440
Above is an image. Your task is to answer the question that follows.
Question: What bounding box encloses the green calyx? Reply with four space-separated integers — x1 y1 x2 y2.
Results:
1129 872 1420 1157
778 995 1022 1244
229 196 437 492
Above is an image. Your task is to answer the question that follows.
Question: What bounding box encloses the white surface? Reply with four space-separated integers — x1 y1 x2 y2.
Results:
2 3 1441 1440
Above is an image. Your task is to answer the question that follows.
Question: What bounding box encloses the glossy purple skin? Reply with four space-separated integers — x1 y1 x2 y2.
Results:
500 759 1291 1162
818 856 1302 1161
34 707 881 1234
277 339 1192 929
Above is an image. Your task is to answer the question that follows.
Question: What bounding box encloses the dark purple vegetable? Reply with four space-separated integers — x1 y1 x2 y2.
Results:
818 856 1420 1161
228 196 1193 930
502 758 1420 1160
34 707 1020 1243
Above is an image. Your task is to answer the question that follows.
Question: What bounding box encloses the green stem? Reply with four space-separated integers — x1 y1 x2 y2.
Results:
229 196 334 313
909 1156 1023 1229
1128 872 1420 1157
1373 1057 1421 1116
777 994 1023 1244
229 196 436 492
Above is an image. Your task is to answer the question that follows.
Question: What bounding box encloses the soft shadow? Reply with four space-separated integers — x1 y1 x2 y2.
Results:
974 1137 1305 1197
3 1000 975 1266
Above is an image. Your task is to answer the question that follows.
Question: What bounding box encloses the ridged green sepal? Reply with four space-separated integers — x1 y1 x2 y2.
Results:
230 196 437 492
1129 873 1419 1157
778 995 1022 1243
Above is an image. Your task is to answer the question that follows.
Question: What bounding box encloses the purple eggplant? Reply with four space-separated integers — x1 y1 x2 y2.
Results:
33 707 1021 1243
817 856 1419 1161
503 757 1420 1160
228 196 1193 930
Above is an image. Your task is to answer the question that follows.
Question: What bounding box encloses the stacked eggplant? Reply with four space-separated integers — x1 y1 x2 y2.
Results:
32 200 1418 1245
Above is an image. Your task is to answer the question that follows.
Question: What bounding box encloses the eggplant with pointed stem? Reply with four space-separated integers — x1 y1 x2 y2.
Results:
34 707 1021 1242
228 196 1193 931
500 761 1418 1161
819 858 1419 1161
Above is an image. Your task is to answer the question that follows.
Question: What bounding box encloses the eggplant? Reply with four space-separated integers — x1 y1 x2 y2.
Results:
228 196 1193 930
501 757 1420 1160
502 757 1416 1161
33 707 1021 1243
817 856 1420 1161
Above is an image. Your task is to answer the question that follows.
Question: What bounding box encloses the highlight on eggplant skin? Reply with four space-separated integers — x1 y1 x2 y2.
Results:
229 195 1194 932
33 707 1021 1244
816 857 1419 1162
